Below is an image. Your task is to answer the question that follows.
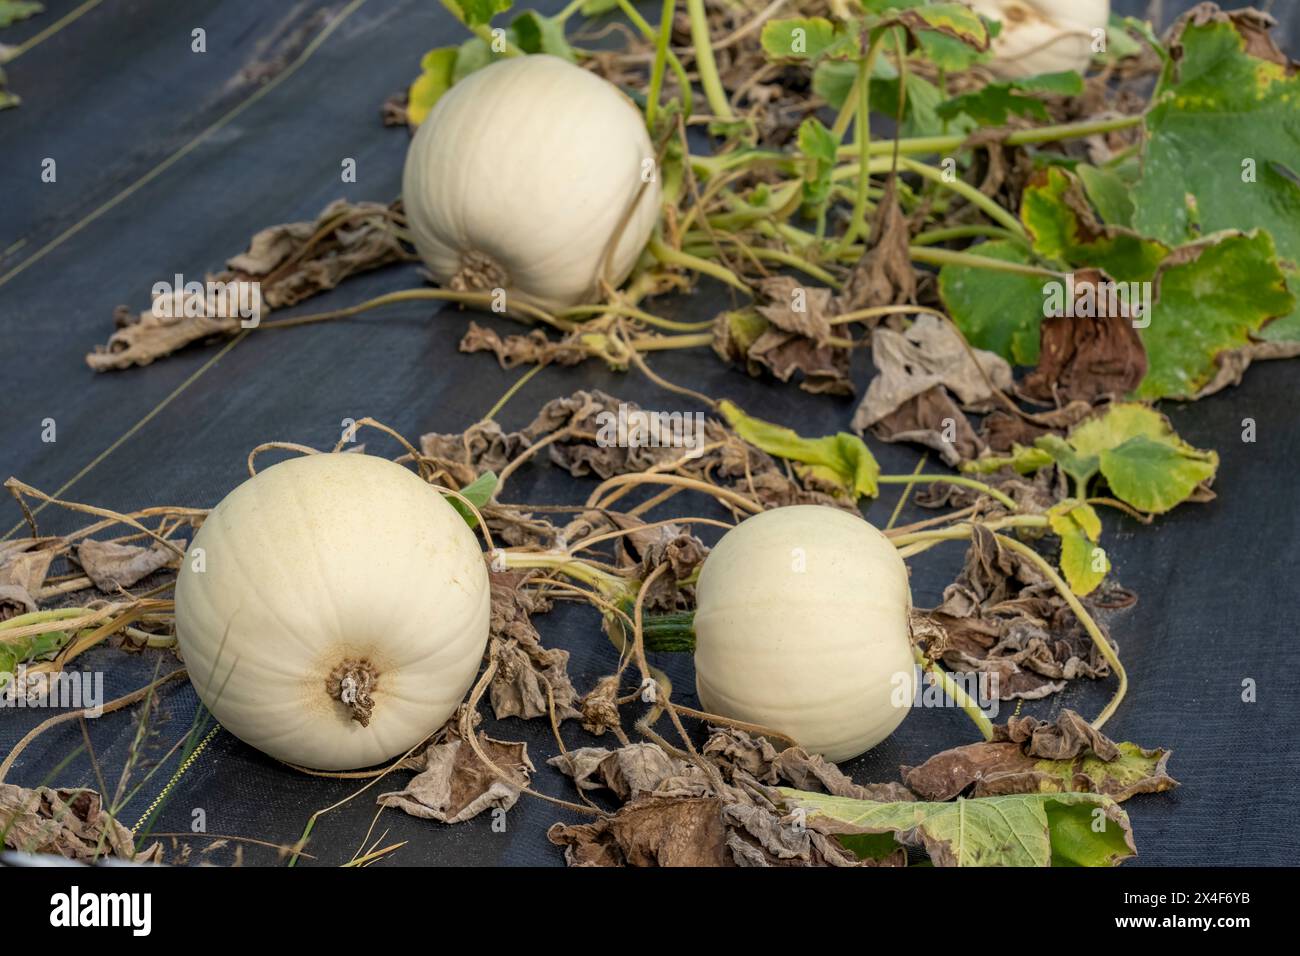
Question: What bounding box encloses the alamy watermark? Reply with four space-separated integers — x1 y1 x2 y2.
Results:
594 403 707 458
1 667 104 716
1043 272 1151 328
151 273 262 328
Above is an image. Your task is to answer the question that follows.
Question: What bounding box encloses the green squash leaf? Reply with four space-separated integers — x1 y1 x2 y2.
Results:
510 10 575 61
936 72 1082 126
781 789 1136 867
0 1 42 29
1075 163 1136 228
1131 12 1300 344
1137 230 1294 398
720 400 879 499
447 471 498 528
880 3 990 53
1020 166 1168 282
1048 501 1107 596
967 405 1219 516
759 17 853 62
796 117 837 214
406 47 459 126
937 240 1046 366
453 0 512 28
1062 404 1218 514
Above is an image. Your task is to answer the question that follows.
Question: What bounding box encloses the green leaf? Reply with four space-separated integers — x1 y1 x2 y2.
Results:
1065 404 1218 514
936 72 1082 127
796 117 837 214
0 1 42 29
1099 14 1144 62
759 17 853 62
1034 742 1175 803
452 36 502 84
881 3 990 53
720 400 880 499
1076 163 1135 228
1048 501 1107 596
937 240 1046 365
453 0 512 28
1098 437 1216 516
781 789 1136 867
510 10 575 61
1020 166 1168 282
406 47 459 126
1138 230 1294 398
578 0 619 14
448 471 498 528
1131 13 1300 342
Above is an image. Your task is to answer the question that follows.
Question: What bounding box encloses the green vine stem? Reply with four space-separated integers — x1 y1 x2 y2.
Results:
839 31 887 253
995 534 1127 730
895 157 1028 238
616 0 694 121
876 473 1020 512
686 0 733 119
888 513 1047 551
645 0 676 127
438 0 524 55
497 551 633 603
912 646 995 741
649 237 750 291
689 113 1146 182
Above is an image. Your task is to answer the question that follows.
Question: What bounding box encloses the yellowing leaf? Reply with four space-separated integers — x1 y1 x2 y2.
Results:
720 400 879 499
406 47 458 127
781 789 1136 867
1048 501 1107 596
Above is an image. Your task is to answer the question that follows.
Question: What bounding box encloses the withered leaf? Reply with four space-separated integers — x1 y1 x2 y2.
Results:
459 321 587 368
76 538 185 592
547 796 731 867
922 526 1115 699
376 719 533 825
420 419 528 490
487 572 581 722
223 199 410 309
839 175 917 309
753 275 835 344
1022 269 1148 403
0 784 162 863
867 385 983 467
902 709 1177 803
854 312 1013 432
747 326 855 396
0 539 58 595
548 743 686 802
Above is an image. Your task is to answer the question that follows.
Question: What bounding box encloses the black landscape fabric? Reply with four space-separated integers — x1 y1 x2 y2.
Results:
0 0 1298 866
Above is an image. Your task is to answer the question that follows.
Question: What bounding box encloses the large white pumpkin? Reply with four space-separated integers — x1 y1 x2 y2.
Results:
692 506 915 762
402 54 661 312
175 454 490 771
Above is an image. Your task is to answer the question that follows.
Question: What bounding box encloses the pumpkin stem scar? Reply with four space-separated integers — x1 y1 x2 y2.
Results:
449 251 508 293
327 659 378 726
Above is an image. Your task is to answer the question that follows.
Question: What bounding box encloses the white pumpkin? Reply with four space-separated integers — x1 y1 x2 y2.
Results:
692 506 915 762
967 0 1110 78
174 454 490 771
402 54 662 312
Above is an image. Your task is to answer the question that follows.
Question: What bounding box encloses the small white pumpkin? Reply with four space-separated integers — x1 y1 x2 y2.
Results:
402 54 662 312
692 505 915 763
174 453 490 771
967 0 1110 78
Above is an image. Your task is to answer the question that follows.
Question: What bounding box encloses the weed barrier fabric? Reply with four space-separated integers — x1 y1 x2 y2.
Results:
0 0 1297 867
